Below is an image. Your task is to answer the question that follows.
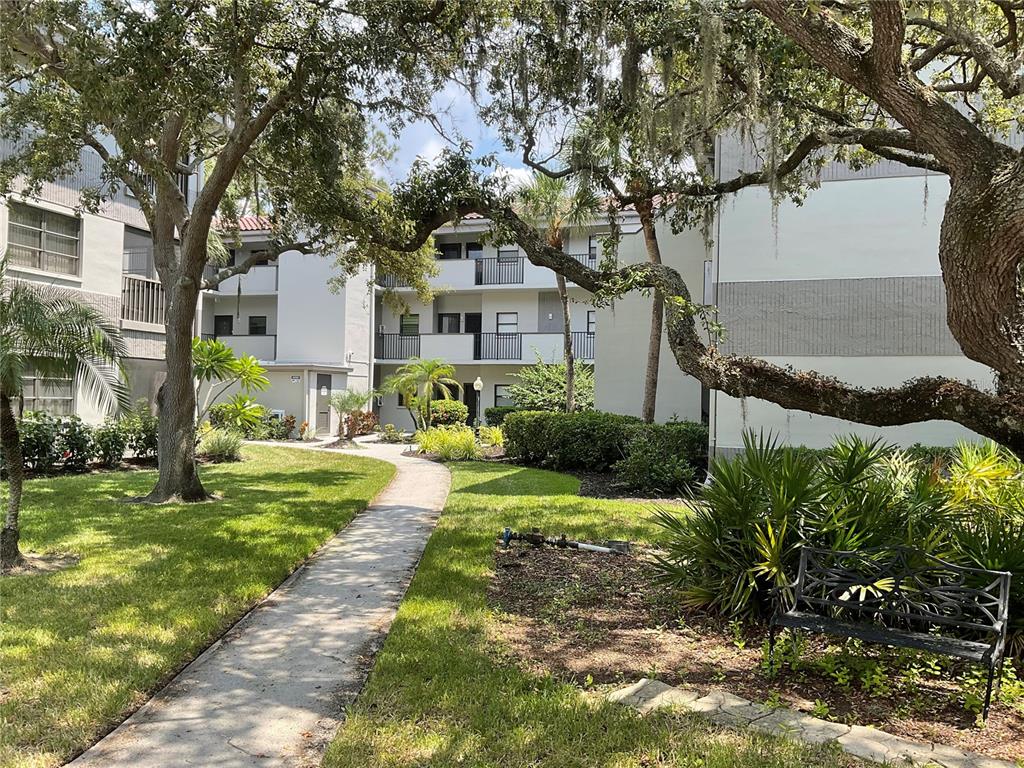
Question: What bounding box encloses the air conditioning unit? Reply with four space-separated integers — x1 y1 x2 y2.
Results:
270 409 286 420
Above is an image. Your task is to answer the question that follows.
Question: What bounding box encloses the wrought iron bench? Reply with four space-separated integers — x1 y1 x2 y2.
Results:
769 546 1011 719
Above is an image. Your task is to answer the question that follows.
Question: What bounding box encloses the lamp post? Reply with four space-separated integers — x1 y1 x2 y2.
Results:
473 376 484 428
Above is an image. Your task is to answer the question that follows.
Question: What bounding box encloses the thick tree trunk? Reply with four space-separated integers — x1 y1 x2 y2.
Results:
144 238 208 503
0 394 25 571
556 273 575 412
637 201 664 423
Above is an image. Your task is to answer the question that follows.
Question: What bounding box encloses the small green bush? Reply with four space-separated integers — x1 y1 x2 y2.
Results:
265 413 296 441
93 420 129 468
612 421 707 495
123 400 158 459
503 410 641 471
425 399 468 427
57 415 96 471
484 405 519 426
507 357 594 411
378 423 408 443
415 425 480 461
478 424 504 448
18 412 61 471
197 428 243 462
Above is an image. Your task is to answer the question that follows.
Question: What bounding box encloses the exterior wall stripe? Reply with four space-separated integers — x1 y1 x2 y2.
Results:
717 276 961 357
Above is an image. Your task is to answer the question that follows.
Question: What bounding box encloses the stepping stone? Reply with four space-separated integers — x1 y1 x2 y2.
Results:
688 690 771 727
749 708 850 744
838 725 939 765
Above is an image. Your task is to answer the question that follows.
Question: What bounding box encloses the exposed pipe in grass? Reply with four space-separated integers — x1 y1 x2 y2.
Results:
498 527 630 555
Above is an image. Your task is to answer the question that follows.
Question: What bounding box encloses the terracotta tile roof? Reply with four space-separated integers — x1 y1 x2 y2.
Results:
214 215 272 232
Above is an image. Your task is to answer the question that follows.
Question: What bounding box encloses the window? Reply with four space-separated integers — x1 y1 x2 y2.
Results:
20 367 74 415
214 315 233 336
587 310 596 334
8 203 81 276
437 313 461 334
494 384 515 407
248 316 268 335
466 242 483 260
588 235 599 260
400 314 419 336
436 242 462 260
497 247 519 263
496 312 518 334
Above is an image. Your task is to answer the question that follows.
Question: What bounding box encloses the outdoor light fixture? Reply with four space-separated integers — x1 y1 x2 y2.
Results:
472 377 484 427
473 376 483 392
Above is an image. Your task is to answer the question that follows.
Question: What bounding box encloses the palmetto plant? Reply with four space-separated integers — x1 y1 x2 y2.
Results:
382 358 462 430
0 256 129 570
192 338 269 424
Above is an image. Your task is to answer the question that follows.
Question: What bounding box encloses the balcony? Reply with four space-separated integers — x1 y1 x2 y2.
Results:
215 334 277 360
375 333 421 360
205 264 278 293
375 331 595 364
475 256 524 286
121 274 166 328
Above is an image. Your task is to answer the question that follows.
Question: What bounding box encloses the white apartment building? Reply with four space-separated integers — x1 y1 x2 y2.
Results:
0 140 198 421
198 216 375 436
372 213 605 429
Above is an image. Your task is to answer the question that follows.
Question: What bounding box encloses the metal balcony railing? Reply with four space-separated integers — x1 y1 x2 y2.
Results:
572 331 596 360
474 256 524 285
569 252 598 267
376 333 421 360
473 332 522 361
376 273 412 289
121 274 166 326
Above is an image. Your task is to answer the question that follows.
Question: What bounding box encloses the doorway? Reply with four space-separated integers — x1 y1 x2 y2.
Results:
466 313 482 358
463 383 479 426
316 374 332 434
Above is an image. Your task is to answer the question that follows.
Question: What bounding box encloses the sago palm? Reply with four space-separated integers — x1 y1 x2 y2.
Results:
386 358 462 429
0 257 129 570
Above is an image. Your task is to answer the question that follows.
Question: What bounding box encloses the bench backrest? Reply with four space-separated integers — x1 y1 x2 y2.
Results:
794 546 1010 636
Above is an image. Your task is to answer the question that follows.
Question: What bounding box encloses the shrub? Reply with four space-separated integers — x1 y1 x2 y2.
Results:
415 425 480 461
265 413 296 441
378 423 408 443
484 405 519 426
123 400 158 459
344 410 378 438
93 420 129 468
208 395 268 435
507 357 594 412
478 425 504 448
57 415 96 471
612 421 708 495
197 428 243 462
426 399 468 427
18 412 61 471
503 410 640 471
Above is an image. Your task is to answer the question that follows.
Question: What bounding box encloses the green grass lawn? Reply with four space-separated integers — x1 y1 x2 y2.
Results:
325 462 859 768
0 445 394 768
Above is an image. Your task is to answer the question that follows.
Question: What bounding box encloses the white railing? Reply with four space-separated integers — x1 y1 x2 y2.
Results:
121 274 166 327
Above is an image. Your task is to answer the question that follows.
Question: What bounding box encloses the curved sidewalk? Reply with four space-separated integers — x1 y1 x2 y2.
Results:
70 441 450 768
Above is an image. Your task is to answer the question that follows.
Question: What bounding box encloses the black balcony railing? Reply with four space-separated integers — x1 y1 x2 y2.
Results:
572 331 596 360
475 256 524 285
377 273 412 289
376 333 420 359
474 332 522 361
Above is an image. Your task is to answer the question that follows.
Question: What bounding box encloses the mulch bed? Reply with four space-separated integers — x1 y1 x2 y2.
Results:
487 544 1024 762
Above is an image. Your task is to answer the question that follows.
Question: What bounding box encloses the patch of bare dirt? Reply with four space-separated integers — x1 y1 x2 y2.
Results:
3 551 80 575
487 544 1024 763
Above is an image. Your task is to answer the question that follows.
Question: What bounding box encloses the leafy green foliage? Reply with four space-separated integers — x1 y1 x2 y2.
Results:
56 416 96 472
207 395 268 434
612 422 708 496
426 399 468 426
122 400 159 459
381 358 462 429
484 405 519 426
197 428 243 463
17 413 61 472
343 410 378 438
477 425 504 448
507 358 594 412
415 425 480 461
93 420 129 468
503 410 640 472
193 339 270 423
377 424 409 444
653 431 1024 650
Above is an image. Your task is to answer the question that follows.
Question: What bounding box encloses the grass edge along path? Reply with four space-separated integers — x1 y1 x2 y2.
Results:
324 461 860 768
0 445 395 768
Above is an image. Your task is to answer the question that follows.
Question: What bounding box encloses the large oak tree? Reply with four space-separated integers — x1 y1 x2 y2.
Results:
1 0 481 500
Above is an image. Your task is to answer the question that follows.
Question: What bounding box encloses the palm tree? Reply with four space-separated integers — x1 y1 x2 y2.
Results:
383 358 462 429
0 257 129 570
517 174 599 412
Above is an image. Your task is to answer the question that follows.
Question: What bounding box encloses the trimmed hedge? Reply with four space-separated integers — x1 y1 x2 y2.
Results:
484 405 519 426
427 399 469 426
504 410 709 493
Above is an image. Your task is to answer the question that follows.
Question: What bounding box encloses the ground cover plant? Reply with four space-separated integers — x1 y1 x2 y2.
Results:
0 445 393 768
324 462 861 768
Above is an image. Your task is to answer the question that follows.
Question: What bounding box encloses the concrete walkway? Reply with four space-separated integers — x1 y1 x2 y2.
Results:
70 441 450 768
